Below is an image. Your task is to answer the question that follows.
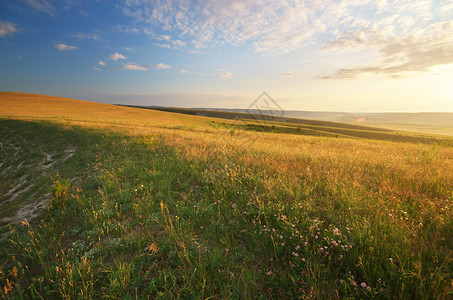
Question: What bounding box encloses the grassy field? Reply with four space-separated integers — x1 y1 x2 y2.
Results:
130 106 452 144
0 92 452 299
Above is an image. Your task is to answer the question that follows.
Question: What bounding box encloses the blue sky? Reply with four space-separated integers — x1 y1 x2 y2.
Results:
1 0 453 112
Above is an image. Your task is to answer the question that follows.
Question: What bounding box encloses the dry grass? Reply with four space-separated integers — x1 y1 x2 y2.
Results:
0 91 214 130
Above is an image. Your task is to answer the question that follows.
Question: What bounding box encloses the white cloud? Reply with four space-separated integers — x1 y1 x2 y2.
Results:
98 60 106 66
93 67 101 71
114 25 140 33
144 30 187 49
75 31 101 40
320 20 453 79
281 72 309 79
154 63 170 69
110 53 127 61
440 0 453 13
0 21 19 37
122 63 147 71
122 0 450 57
24 0 55 15
119 62 171 71
155 43 172 49
179 69 189 74
55 43 78 50
220 72 232 79
122 0 328 53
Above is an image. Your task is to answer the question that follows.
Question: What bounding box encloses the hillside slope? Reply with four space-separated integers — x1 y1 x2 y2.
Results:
1 92 452 299
0 92 213 130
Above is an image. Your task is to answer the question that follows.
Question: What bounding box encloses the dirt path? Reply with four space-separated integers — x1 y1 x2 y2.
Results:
0 124 76 236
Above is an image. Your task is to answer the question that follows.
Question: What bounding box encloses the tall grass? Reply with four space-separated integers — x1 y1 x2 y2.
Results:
0 116 452 299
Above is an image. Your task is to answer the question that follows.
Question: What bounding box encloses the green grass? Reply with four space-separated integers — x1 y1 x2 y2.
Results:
1 117 452 299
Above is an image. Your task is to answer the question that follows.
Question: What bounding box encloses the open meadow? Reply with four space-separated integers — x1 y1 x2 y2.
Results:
0 92 452 299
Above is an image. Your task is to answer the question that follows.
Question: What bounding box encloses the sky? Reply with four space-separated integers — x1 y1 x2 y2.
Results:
1 0 453 112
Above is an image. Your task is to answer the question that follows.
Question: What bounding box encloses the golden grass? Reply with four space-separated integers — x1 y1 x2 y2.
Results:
3 91 451 194
0 91 214 130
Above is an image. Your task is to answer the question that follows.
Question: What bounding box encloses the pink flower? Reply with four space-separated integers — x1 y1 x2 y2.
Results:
295 246 300 250
361 282 367 288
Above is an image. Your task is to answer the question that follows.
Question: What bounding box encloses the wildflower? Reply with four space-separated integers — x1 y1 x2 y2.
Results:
367 286 371 291
267 270 272 276
295 245 300 250
292 252 298 257
361 282 366 288
302 258 305 261
315 235 318 239
389 258 393 262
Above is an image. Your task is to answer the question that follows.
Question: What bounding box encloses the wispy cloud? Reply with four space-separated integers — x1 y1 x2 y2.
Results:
122 0 327 53
74 31 101 40
120 62 171 71
122 63 147 71
144 30 187 49
154 63 170 70
93 67 101 71
0 21 20 37
114 25 140 34
98 60 106 66
281 72 308 78
24 0 55 15
220 71 232 79
320 20 453 79
110 53 127 61
55 43 78 50
179 69 189 74
121 0 451 66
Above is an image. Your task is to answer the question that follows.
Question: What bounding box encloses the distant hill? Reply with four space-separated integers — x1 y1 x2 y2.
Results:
204 108 453 136
124 105 452 144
